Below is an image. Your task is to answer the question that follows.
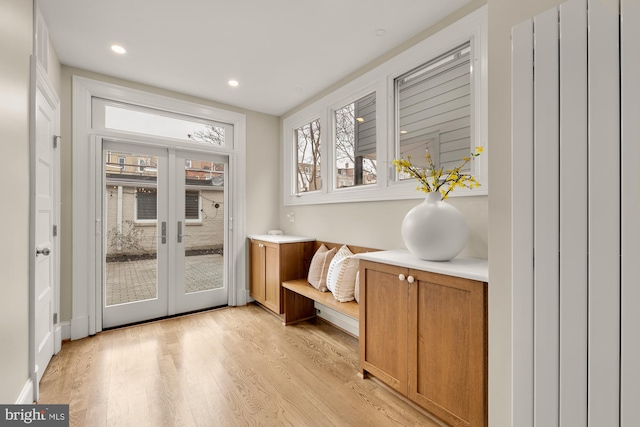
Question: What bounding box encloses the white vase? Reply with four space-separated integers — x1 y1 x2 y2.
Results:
401 192 469 261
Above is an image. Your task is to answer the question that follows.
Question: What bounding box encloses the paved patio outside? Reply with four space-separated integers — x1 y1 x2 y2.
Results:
105 254 224 306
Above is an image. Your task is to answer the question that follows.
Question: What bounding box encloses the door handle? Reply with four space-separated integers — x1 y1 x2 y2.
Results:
161 221 167 244
177 221 183 243
36 247 51 256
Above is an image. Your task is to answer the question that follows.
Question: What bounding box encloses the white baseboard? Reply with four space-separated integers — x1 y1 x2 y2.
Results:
70 316 88 340
60 321 71 340
16 378 34 404
314 302 359 337
54 321 71 352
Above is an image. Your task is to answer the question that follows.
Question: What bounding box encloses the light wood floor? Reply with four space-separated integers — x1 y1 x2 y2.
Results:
39 304 443 426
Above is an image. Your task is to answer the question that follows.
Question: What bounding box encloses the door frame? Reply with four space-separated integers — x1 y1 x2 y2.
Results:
72 77 247 339
29 57 61 401
98 139 231 328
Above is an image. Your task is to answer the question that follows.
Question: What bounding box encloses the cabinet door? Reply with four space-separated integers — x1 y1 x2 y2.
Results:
359 261 409 395
407 270 487 427
263 243 280 313
249 240 266 304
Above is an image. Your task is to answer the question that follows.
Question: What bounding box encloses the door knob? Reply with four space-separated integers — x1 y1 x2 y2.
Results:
36 247 51 256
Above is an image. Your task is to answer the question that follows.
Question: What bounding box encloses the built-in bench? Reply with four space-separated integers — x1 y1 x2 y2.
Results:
281 241 378 326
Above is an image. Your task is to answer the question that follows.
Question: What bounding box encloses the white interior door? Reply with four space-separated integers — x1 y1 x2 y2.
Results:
33 74 58 387
102 141 228 328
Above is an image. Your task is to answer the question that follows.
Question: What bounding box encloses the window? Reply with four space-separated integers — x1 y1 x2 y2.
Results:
118 156 125 170
295 119 322 193
138 158 146 172
282 6 487 206
334 92 377 188
135 189 201 222
93 98 233 147
136 188 157 221
185 159 192 169
396 43 472 175
185 191 200 221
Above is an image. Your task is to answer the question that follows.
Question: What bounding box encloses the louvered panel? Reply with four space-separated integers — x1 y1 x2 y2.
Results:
558 1 588 425
621 0 640 425
511 17 535 427
587 0 621 425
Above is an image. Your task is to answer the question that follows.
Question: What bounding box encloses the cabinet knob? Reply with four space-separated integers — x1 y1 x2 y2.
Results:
407 276 415 284
398 274 405 281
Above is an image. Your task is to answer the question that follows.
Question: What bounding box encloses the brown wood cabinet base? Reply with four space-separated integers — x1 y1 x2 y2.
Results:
249 238 314 315
359 259 488 427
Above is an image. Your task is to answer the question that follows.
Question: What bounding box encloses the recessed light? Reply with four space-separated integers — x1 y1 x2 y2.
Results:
110 45 126 54
228 80 239 87
375 29 386 37
400 130 408 134
356 117 365 123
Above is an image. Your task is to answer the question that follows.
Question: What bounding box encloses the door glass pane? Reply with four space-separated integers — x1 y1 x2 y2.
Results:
104 150 159 305
183 158 225 294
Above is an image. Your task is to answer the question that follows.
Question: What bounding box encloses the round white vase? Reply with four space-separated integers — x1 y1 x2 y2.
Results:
401 192 469 261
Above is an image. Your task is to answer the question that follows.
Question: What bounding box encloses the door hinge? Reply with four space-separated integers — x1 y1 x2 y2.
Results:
53 135 60 149
53 313 58 324
53 224 58 237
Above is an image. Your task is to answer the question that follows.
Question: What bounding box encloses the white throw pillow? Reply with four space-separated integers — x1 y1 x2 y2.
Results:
326 245 359 302
307 244 337 292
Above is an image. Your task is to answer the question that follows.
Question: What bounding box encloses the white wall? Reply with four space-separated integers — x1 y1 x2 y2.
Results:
0 0 32 404
58 66 281 321
278 0 489 259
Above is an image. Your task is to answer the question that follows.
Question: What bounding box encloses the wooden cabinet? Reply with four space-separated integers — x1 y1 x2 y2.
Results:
359 258 488 427
249 238 314 315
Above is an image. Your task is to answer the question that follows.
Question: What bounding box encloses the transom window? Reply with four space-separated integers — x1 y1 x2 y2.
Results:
93 99 233 149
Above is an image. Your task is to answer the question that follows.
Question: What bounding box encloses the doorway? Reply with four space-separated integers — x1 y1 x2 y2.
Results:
102 140 228 328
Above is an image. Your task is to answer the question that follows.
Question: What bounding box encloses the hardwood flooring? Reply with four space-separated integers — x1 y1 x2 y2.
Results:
39 304 443 426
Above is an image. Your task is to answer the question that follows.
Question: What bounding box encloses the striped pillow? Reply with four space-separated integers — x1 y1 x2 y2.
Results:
326 245 360 302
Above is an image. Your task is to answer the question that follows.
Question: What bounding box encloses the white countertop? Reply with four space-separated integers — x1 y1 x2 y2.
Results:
248 234 316 244
357 249 488 282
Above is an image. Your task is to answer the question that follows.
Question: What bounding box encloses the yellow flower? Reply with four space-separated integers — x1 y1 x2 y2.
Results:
393 147 482 198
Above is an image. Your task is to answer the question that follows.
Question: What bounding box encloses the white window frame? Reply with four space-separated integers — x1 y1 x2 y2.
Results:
71 76 247 339
283 5 487 206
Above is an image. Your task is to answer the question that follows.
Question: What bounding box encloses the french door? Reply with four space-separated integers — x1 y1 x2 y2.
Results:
102 140 228 328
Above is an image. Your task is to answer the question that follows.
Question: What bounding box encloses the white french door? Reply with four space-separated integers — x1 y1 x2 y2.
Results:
102 140 228 328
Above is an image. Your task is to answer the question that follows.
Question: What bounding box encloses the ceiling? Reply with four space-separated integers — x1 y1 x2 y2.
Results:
39 0 471 116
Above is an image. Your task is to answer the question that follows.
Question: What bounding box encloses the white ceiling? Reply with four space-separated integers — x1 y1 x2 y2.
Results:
39 0 471 116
